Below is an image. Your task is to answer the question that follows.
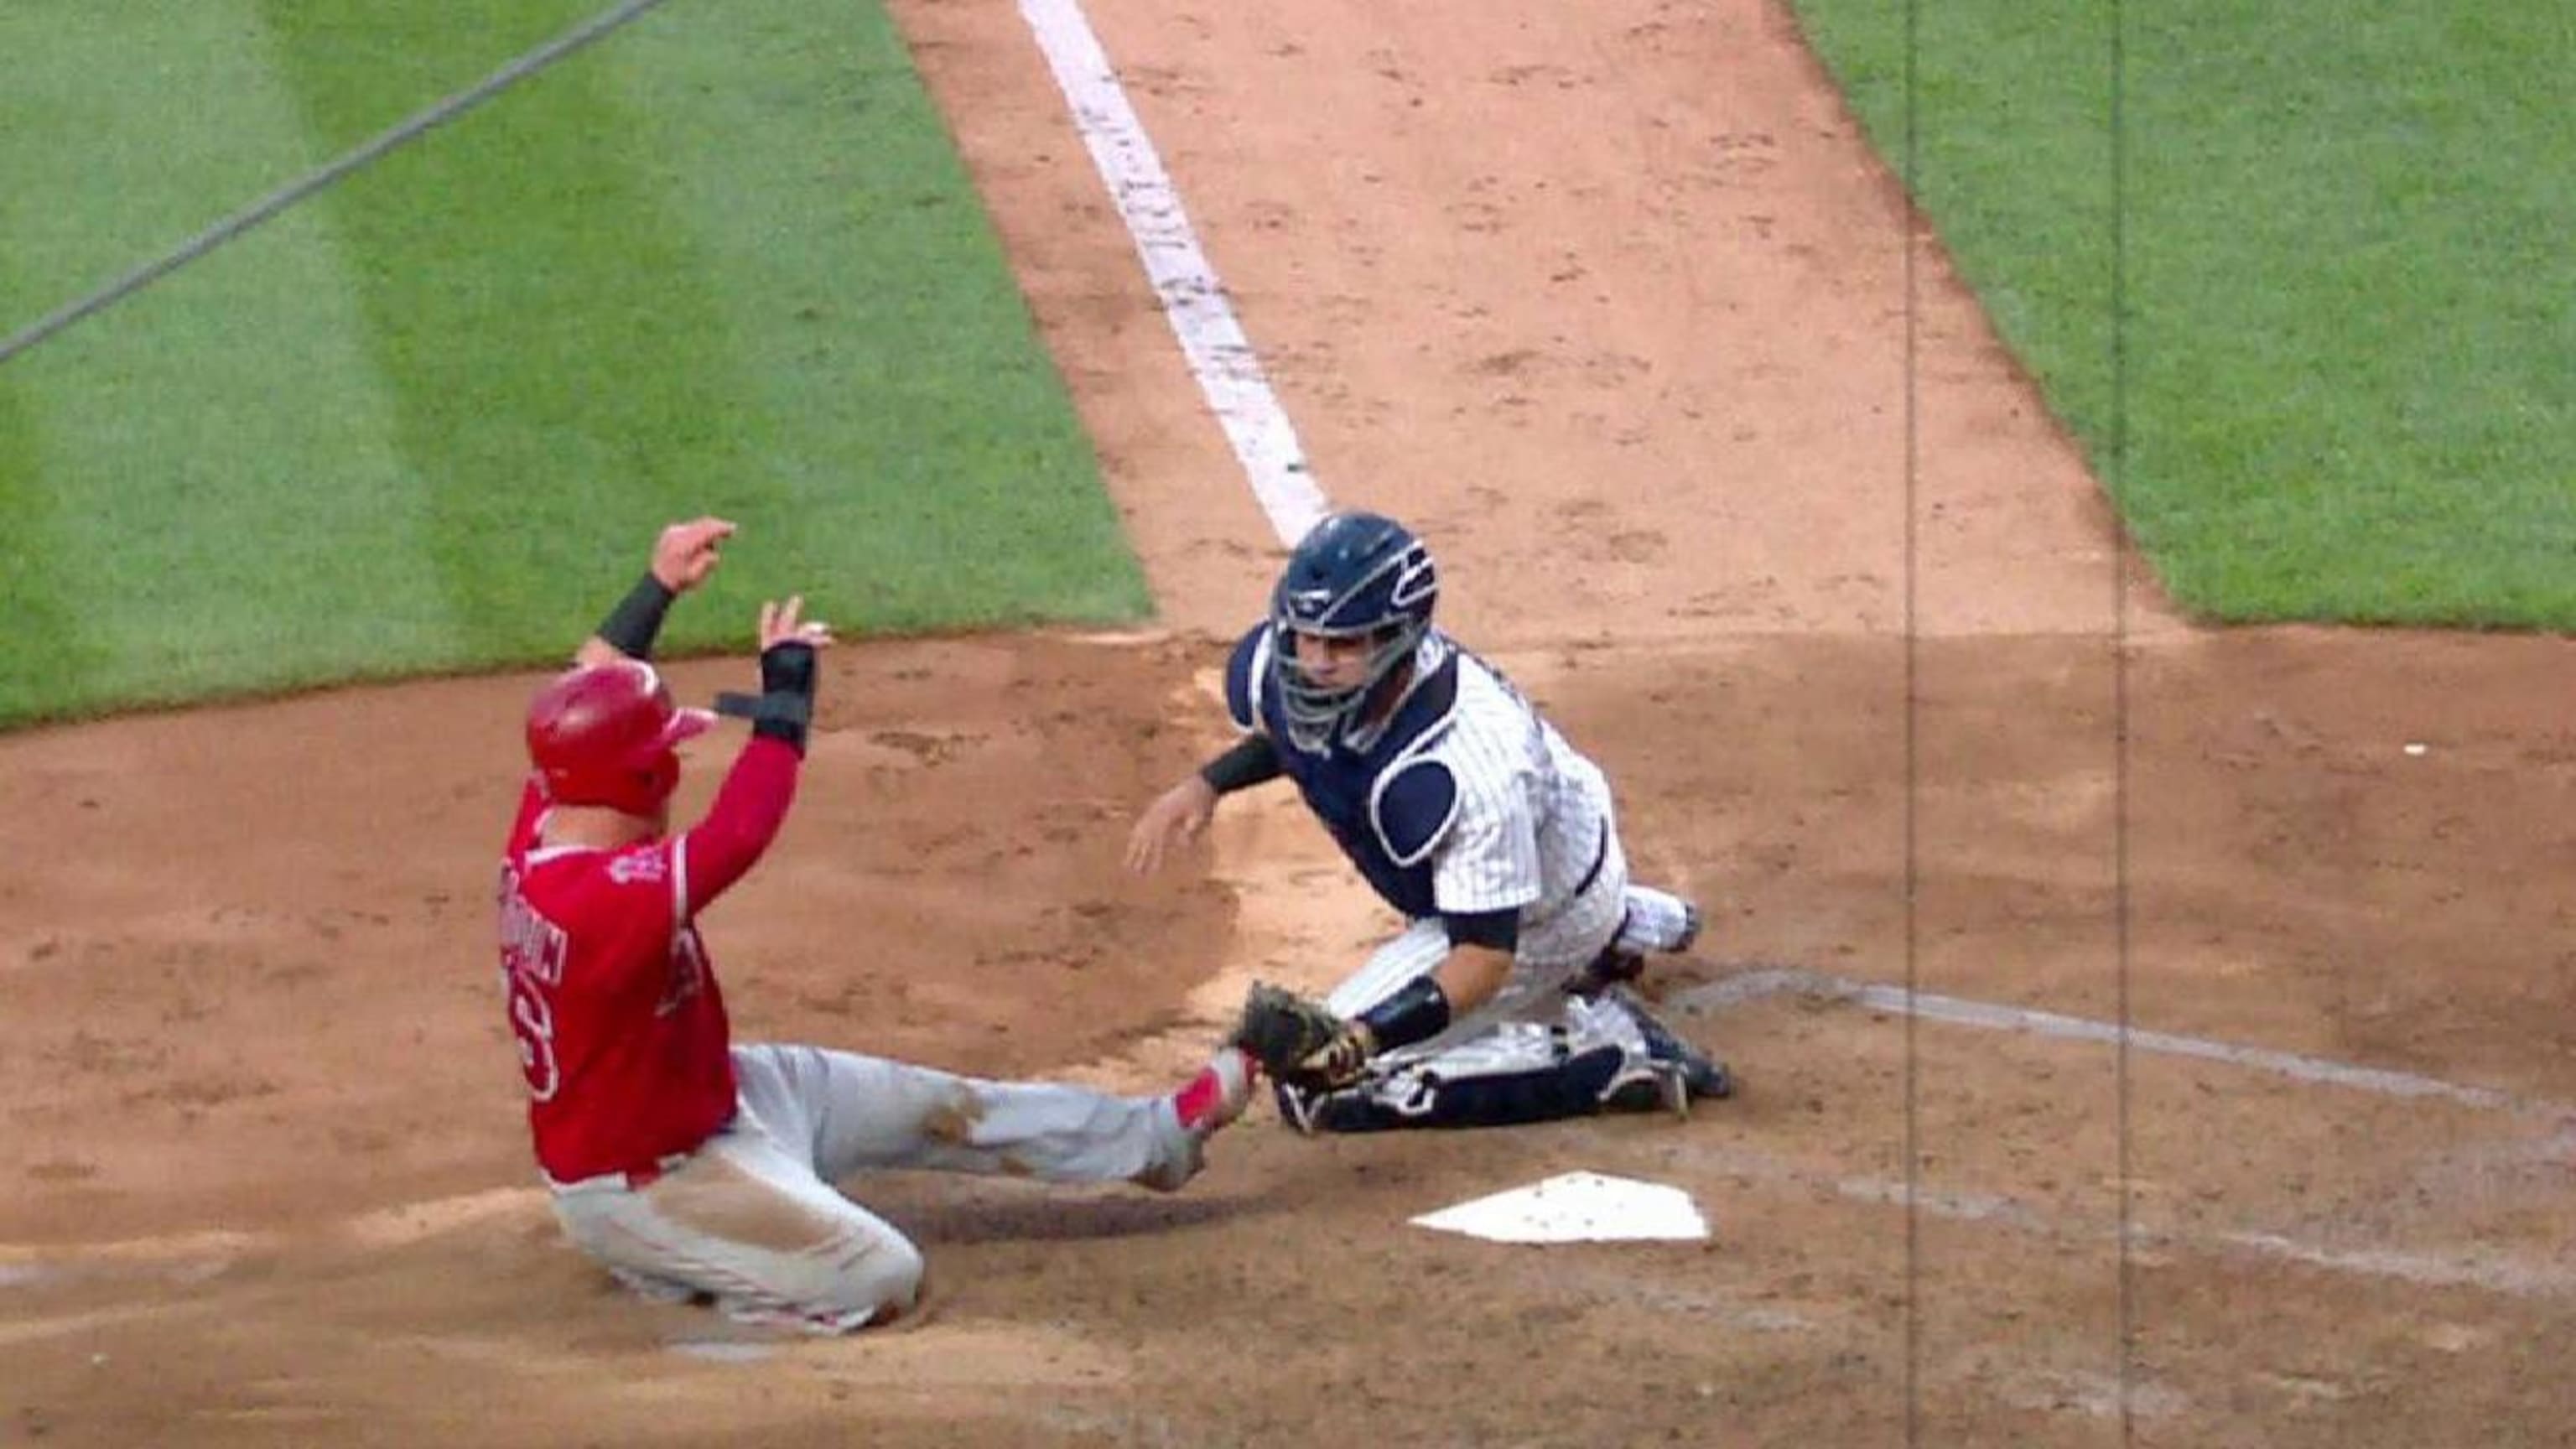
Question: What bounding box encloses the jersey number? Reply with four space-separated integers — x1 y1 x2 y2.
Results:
496 864 567 1102
506 973 562 1103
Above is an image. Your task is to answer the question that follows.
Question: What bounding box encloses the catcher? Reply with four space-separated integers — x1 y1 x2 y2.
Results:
1130 511 1729 1132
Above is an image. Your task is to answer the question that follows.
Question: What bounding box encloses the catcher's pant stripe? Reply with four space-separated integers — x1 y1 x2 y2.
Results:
1568 817 1610 901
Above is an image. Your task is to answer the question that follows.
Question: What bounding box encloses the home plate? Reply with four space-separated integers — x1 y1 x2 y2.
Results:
1410 1171 1709 1244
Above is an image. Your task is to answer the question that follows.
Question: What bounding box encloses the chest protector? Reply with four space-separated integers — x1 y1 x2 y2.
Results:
1228 625 1462 918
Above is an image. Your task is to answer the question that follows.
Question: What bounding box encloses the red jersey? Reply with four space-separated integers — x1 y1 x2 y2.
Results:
496 736 801 1182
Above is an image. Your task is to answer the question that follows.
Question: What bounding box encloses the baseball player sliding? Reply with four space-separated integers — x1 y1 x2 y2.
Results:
1130 511 1730 1132
497 517 1252 1331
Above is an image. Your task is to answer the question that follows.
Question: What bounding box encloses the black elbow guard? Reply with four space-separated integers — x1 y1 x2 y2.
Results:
1199 732 1284 795
595 573 676 658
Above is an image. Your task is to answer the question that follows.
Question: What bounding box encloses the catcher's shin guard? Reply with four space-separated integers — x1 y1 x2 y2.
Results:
1275 1039 1632 1133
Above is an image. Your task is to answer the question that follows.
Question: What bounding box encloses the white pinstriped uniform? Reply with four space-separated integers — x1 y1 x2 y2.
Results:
1326 646 1622 1000
1244 634 1697 1094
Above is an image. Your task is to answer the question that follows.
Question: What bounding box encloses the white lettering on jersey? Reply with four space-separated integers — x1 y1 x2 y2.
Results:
507 973 562 1102
607 851 667 886
496 862 568 1101
497 862 569 987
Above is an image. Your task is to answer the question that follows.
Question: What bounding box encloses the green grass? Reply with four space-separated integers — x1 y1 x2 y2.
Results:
0 0 1144 728
1789 1 2576 627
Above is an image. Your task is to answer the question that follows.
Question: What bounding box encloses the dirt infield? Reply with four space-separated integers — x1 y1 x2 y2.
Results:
6 0 2573 1444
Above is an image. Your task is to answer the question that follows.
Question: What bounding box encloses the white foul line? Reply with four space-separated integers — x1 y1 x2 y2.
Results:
987 23 2576 1307
1680 968 2543 1114
1004 0 2530 1125
1673 1140 2576 1302
1015 0 1332 548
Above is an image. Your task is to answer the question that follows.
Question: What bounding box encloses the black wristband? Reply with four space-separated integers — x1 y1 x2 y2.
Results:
1198 733 1284 795
739 641 817 754
714 688 814 752
760 640 818 701
1355 975 1452 1055
750 712 810 754
595 572 676 659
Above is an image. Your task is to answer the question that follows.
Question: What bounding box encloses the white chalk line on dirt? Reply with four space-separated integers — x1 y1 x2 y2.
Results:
0 1186 554 1346
1681 968 2553 1114
0 1187 545 1272
0 1298 226 1349
1015 0 1330 548
1673 1140 2576 1302
7 1192 550 1264
0 1228 267 1269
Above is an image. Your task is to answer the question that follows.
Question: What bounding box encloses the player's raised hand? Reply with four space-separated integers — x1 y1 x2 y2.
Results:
758 595 835 652
1125 775 1218 875
651 517 738 594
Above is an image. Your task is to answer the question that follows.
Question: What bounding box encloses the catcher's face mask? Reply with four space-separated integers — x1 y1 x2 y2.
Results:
1269 512 1437 751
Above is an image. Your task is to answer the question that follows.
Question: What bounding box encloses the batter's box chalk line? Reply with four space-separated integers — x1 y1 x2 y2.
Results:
1410 1171 1711 1244
1678 966 2563 1116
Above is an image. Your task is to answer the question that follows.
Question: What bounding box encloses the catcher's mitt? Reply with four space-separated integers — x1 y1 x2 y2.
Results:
1233 981 1375 1090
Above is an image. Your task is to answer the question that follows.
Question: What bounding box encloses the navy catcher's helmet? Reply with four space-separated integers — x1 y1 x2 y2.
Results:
1269 511 1437 747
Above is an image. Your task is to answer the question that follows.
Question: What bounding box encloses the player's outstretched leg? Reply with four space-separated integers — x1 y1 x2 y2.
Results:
1134 1045 1257 1191
551 1043 1259 1333
751 1042 1254 1194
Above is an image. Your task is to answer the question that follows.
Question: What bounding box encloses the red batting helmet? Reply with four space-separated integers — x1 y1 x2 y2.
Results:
524 660 714 816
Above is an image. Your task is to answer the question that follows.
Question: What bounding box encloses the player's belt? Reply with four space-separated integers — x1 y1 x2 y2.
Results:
1570 818 1611 900
545 1113 738 1194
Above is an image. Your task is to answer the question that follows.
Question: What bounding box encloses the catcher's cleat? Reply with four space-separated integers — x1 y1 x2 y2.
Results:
1602 986 1731 1114
1602 1062 1694 1119
1567 948 1646 1000
1274 1079 1324 1135
1674 901 1702 953
1274 1079 1389 1134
